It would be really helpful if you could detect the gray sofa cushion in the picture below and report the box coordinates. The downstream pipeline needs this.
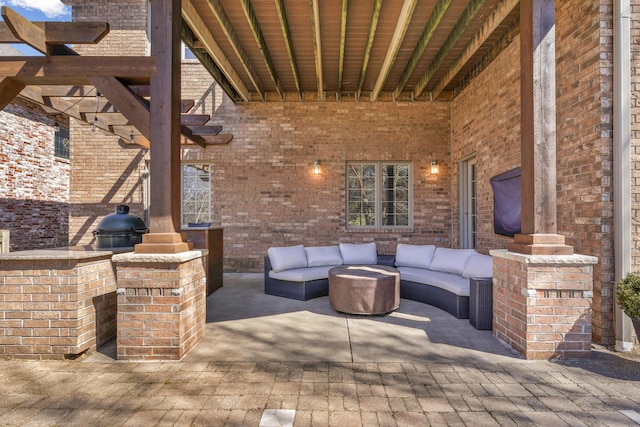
[339,242,377,265]
[305,246,343,267]
[397,267,470,296]
[429,248,476,275]
[269,265,334,282]
[462,253,493,279]
[395,243,436,269]
[267,245,308,272]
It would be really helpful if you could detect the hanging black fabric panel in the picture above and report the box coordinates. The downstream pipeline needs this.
[490,167,521,237]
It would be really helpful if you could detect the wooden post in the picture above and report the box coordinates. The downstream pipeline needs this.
[135,0,190,253]
[508,0,572,255]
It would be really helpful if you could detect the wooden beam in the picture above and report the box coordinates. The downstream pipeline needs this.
[274,0,301,97]
[89,76,151,140]
[181,133,233,145]
[371,0,419,101]
[0,56,156,83]
[0,21,109,45]
[240,0,284,100]
[393,0,452,99]
[181,0,249,101]
[1,6,47,54]
[309,0,324,100]
[431,0,519,99]
[337,0,348,95]
[187,125,222,136]
[180,125,206,147]
[206,0,265,101]
[413,0,487,99]
[0,77,25,110]
[37,85,96,97]
[180,114,210,126]
[356,0,382,100]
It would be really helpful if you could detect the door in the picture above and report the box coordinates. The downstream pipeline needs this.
[460,157,477,249]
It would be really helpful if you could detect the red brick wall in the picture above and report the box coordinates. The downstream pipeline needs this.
[182,100,452,271]
[0,99,70,251]
[451,1,614,345]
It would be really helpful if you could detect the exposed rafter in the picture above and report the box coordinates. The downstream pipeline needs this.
[356,0,382,100]
[431,0,519,99]
[0,20,109,45]
[371,0,419,101]
[337,0,348,97]
[206,0,265,101]
[393,0,452,99]
[413,0,487,99]
[240,0,284,100]
[274,0,301,97]
[309,0,323,100]
[181,0,249,102]
[0,77,25,110]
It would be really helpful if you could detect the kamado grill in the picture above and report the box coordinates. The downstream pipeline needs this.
[92,205,148,249]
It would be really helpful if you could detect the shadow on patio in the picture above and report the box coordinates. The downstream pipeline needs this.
[182,273,521,364]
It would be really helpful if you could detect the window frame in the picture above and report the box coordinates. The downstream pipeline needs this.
[181,162,212,228]
[346,161,413,230]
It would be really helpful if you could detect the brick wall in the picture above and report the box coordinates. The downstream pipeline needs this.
[451,1,616,346]
[182,100,452,271]
[0,99,70,251]
[0,256,117,360]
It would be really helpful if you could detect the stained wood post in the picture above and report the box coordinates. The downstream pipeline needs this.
[135,0,190,253]
[508,0,572,255]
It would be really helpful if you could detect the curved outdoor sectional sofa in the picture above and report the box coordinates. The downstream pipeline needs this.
[264,242,493,319]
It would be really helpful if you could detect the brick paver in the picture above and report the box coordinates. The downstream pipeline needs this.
[0,353,639,426]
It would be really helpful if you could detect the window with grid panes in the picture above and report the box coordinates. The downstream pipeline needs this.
[347,162,412,229]
[181,163,211,226]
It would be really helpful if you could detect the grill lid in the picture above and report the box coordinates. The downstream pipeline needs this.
[94,205,147,234]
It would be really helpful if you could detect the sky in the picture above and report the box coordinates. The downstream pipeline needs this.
[1,0,71,54]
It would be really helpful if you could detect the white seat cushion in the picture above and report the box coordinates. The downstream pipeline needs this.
[305,246,343,267]
[429,248,476,275]
[398,267,470,296]
[395,243,436,269]
[267,245,308,272]
[269,266,333,282]
[339,242,377,265]
[462,253,493,279]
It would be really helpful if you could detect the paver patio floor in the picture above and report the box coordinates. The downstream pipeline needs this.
[1,273,639,426]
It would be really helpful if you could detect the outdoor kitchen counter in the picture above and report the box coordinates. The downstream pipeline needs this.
[0,246,127,360]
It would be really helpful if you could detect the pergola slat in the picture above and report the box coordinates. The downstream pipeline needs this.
[356,0,382,100]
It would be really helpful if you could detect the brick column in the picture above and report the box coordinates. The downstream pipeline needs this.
[112,250,207,361]
[490,250,598,359]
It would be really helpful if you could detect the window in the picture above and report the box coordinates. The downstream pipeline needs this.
[181,163,211,226]
[347,162,412,229]
[459,157,477,248]
[54,121,69,160]
[182,42,197,61]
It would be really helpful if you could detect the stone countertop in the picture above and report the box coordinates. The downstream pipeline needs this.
[0,246,132,261]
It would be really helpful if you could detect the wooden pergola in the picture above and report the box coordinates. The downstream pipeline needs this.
[0,0,570,256]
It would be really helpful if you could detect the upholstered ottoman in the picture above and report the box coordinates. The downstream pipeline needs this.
[328,265,400,315]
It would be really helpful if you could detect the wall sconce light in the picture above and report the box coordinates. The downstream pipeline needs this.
[313,160,321,175]
[430,160,439,175]
[53,120,60,132]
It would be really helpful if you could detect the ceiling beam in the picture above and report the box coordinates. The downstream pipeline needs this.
[0,21,109,45]
[371,0,419,101]
[309,0,324,100]
[206,0,265,101]
[240,0,284,100]
[431,0,519,99]
[0,56,156,84]
[393,0,452,99]
[337,0,348,96]
[181,0,249,102]
[356,0,382,100]
[413,0,487,99]
[274,0,301,97]
[0,77,25,110]
[2,6,47,53]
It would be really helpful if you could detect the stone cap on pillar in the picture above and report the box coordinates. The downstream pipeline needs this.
[507,234,574,256]
[135,232,193,254]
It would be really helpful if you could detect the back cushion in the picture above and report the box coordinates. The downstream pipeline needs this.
[395,244,436,269]
[267,245,308,272]
[339,242,378,265]
[429,248,476,275]
[462,253,493,279]
[305,246,343,267]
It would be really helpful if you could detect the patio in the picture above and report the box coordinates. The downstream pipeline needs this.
[1,273,639,426]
